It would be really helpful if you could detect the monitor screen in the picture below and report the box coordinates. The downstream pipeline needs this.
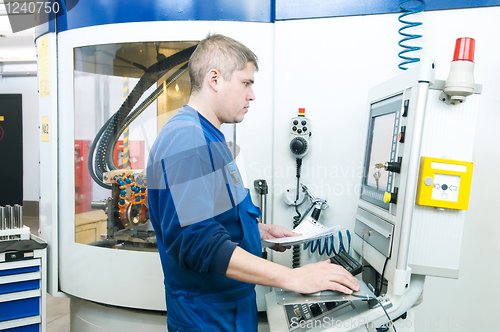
[361,94,403,209]
[366,113,396,191]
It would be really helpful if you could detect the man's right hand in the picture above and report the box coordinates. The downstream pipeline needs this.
[284,260,361,295]
[225,247,361,295]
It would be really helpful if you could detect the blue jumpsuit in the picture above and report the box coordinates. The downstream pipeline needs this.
[147,105,262,332]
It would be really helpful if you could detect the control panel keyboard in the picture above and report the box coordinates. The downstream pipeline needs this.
[330,250,363,276]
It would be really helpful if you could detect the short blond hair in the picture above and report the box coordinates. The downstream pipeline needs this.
[188,34,259,94]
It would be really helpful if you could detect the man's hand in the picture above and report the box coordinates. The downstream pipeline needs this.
[226,247,361,295]
[285,260,361,294]
[258,223,300,252]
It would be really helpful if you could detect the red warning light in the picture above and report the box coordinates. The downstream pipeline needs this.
[453,37,475,62]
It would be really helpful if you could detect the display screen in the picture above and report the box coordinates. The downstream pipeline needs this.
[360,94,403,210]
[366,113,396,191]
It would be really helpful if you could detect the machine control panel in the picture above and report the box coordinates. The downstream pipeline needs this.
[289,108,312,159]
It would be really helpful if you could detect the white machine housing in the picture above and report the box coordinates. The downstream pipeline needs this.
[265,58,481,332]
[352,57,481,293]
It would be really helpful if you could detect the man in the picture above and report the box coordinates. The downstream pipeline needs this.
[147,34,359,332]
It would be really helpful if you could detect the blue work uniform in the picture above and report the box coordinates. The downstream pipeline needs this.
[147,105,262,332]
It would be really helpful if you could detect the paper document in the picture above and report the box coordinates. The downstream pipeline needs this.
[262,218,342,248]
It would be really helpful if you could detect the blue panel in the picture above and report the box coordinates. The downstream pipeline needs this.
[57,0,274,32]
[0,266,39,277]
[0,297,39,322]
[0,279,40,295]
[2,323,40,332]
[276,0,500,20]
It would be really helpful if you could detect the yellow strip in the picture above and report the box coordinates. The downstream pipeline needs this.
[123,135,129,143]
[123,156,130,164]
[39,36,50,98]
[0,116,4,121]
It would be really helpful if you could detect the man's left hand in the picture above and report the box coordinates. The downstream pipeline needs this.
[258,224,300,252]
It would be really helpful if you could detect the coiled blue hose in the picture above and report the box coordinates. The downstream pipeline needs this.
[398,0,424,70]
[303,229,351,256]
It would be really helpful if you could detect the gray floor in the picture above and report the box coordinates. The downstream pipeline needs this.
[23,216,71,332]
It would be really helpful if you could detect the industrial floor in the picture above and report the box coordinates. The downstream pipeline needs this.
[23,216,71,332]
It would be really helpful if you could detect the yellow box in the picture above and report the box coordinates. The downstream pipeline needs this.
[416,157,473,210]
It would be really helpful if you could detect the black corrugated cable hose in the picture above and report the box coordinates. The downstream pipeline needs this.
[90,45,197,189]
[292,158,302,268]
[107,63,190,171]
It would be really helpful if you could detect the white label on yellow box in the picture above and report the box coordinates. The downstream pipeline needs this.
[431,162,467,173]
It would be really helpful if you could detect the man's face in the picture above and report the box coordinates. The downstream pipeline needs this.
[216,61,256,124]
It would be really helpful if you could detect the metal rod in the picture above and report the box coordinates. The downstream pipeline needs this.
[6,205,13,229]
[0,206,5,230]
[0,71,37,77]
[260,195,267,224]
[12,205,18,228]
[15,204,22,228]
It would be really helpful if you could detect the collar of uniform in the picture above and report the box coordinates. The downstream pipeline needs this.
[182,105,225,142]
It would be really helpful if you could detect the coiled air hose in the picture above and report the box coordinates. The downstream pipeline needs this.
[398,0,424,70]
[89,45,197,189]
[303,229,351,256]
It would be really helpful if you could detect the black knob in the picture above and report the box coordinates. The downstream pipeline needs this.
[297,129,302,134]
[290,137,308,155]
[301,120,307,125]
[386,162,401,173]
[309,303,322,317]
[386,157,402,173]
[302,127,307,132]
[441,184,448,190]
[292,126,297,131]
[293,120,299,125]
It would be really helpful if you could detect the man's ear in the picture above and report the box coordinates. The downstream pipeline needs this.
[207,69,219,92]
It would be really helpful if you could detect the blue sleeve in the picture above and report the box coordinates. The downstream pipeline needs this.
[148,122,238,275]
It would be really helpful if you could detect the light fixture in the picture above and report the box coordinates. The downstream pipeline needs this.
[439,37,476,105]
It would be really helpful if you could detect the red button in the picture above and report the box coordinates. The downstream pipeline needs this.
[398,126,406,143]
